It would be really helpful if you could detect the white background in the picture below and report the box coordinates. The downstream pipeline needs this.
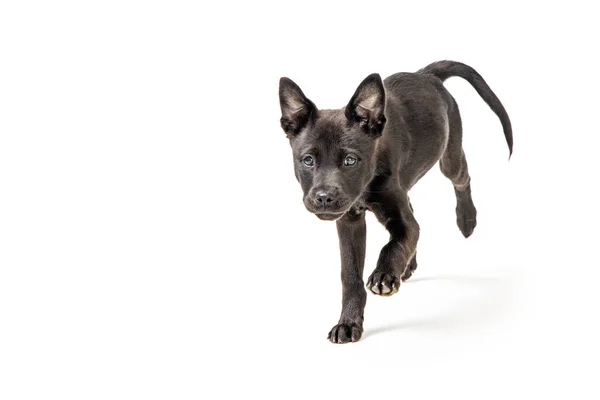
[1,1,599,399]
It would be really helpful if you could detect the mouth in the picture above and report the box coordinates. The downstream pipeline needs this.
[314,212,345,221]
[305,200,352,221]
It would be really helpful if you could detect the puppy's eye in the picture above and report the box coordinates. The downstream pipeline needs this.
[302,155,314,167]
[344,155,357,166]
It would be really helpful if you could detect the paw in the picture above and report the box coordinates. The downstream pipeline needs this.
[366,271,400,296]
[456,202,477,238]
[328,322,363,344]
[402,255,417,282]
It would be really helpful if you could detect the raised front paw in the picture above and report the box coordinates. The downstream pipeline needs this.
[366,271,400,296]
[328,322,363,344]
[402,254,418,282]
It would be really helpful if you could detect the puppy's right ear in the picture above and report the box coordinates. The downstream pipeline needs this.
[279,77,317,136]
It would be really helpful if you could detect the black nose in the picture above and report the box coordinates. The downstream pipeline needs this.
[315,190,334,205]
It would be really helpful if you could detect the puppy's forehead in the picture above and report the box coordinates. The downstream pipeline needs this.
[292,109,373,155]
[311,110,347,139]
[298,110,357,148]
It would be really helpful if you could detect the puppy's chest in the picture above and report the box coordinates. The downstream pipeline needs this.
[350,183,390,217]
[349,197,370,217]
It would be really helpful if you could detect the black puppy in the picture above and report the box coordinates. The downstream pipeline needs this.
[278,61,512,343]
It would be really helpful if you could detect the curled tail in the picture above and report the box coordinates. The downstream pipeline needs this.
[420,60,513,156]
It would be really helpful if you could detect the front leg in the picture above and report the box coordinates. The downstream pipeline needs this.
[328,210,367,344]
[367,187,419,296]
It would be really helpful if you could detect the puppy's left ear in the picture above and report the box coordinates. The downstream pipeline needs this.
[345,73,386,136]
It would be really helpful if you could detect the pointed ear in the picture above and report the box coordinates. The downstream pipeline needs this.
[279,77,317,136]
[345,73,386,136]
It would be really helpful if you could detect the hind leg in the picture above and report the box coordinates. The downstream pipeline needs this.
[440,102,477,238]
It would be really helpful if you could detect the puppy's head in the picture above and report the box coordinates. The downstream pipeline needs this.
[279,74,386,221]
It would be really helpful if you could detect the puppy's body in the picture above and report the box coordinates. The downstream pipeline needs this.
[380,73,452,189]
[278,61,512,343]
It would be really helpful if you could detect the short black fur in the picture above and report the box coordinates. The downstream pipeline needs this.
[278,60,512,343]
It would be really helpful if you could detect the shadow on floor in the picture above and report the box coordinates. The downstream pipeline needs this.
[362,274,517,339]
